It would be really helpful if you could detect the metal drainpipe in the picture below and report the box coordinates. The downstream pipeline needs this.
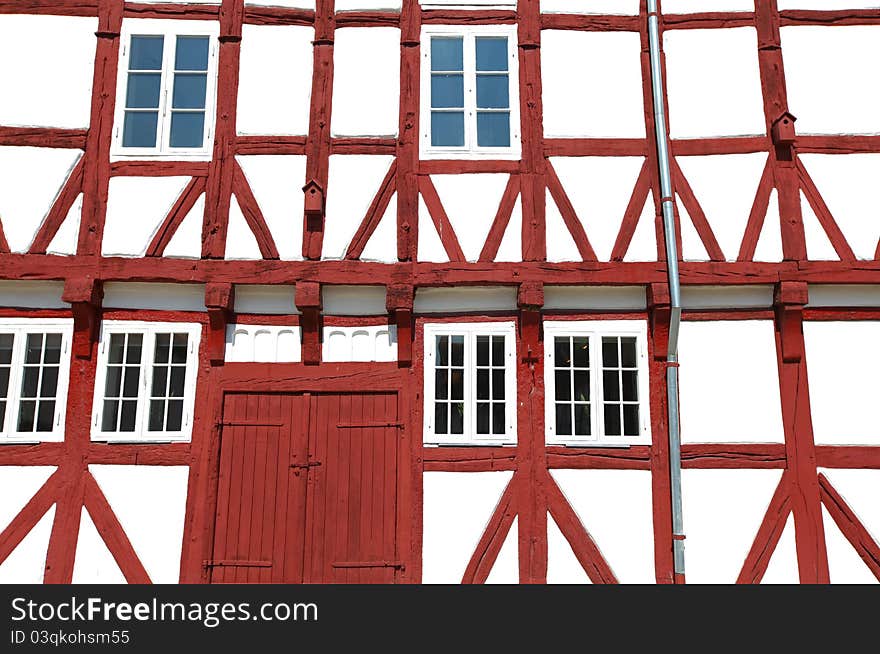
[647,0,685,583]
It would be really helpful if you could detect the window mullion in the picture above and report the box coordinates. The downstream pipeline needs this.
[159,34,174,154]
[465,34,476,152]
[137,330,153,438]
[591,334,601,440]
[6,330,23,435]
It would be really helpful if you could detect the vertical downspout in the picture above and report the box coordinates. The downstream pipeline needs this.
[647,0,685,583]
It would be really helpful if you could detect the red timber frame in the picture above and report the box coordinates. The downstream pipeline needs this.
[0,0,879,584]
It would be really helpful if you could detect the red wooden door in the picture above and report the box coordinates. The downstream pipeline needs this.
[209,391,400,584]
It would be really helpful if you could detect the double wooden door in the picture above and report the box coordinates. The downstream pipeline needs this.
[208,392,401,583]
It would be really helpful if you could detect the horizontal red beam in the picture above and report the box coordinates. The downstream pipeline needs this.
[816,446,880,469]
[0,126,87,149]
[540,13,638,32]
[110,161,210,177]
[0,0,96,16]
[547,446,651,470]
[780,9,880,27]
[681,443,786,469]
[544,138,647,158]
[422,9,516,25]
[123,2,218,20]
[662,12,754,30]
[422,447,517,472]
[87,443,191,466]
[797,135,880,155]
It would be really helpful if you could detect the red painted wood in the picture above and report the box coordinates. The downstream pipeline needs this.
[0,472,60,567]
[30,158,85,255]
[818,473,880,581]
[0,1,97,17]
[610,159,651,262]
[418,176,466,263]
[737,472,792,584]
[110,161,209,177]
[0,126,87,149]
[545,159,597,261]
[124,2,218,20]
[796,159,856,262]
[461,477,516,584]
[479,175,520,263]
[397,0,420,262]
[145,177,205,258]
[671,158,725,261]
[539,12,638,32]
[422,447,517,472]
[544,138,646,158]
[738,156,774,262]
[231,161,280,260]
[345,161,398,260]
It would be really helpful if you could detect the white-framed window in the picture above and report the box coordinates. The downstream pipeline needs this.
[91,321,201,442]
[112,20,219,158]
[544,320,651,446]
[423,322,517,445]
[420,24,521,159]
[0,319,73,443]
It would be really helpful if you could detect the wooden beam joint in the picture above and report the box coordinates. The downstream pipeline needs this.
[648,282,671,361]
[205,283,234,366]
[295,281,322,366]
[775,281,808,363]
[387,283,414,368]
[62,277,103,360]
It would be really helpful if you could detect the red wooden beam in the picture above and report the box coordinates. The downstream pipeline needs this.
[545,159,597,261]
[110,161,210,177]
[816,446,880,469]
[422,9,516,25]
[539,13,639,32]
[146,177,206,258]
[243,5,314,26]
[610,159,651,262]
[818,473,880,581]
[0,126,87,149]
[422,447,518,472]
[123,2,218,20]
[738,156,774,262]
[0,471,61,567]
[231,161,280,260]
[30,158,85,255]
[544,137,647,158]
[737,471,792,584]
[418,175,466,263]
[235,135,307,155]
[461,477,517,584]
[346,161,398,260]
[546,446,651,470]
[671,157,725,261]
[780,9,880,27]
[796,158,855,262]
[86,443,192,466]
[0,1,97,17]
[478,175,520,263]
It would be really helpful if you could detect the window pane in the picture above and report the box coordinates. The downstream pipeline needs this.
[450,403,464,434]
[602,337,619,367]
[556,403,572,436]
[492,369,504,400]
[436,336,448,366]
[604,404,621,436]
[434,369,448,400]
[105,367,122,397]
[476,112,510,148]
[0,334,13,365]
[20,367,39,398]
[622,370,639,402]
[167,400,184,431]
[17,400,35,432]
[492,336,505,366]
[431,112,465,147]
[0,368,10,397]
[477,402,489,434]
[621,337,638,368]
[40,367,58,397]
[434,403,447,434]
[172,74,207,109]
[169,367,186,397]
[0,400,5,431]
[451,335,464,366]
[172,335,188,363]
[123,367,140,398]
[492,403,505,435]
[573,337,589,368]
[431,74,464,109]
[574,404,590,436]
[175,36,209,71]
[170,112,206,148]
[555,370,571,401]
[574,371,589,402]
[102,400,119,431]
[623,404,640,436]
[148,400,165,431]
[450,370,464,401]
[126,335,143,364]
[109,334,125,364]
[554,337,570,366]
[129,36,164,71]
[477,369,489,400]
[120,400,137,432]
[36,401,54,432]
[476,37,508,72]
[126,73,162,108]
[25,335,42,364]
[603,370,620,401]
[431,37,463,71]
[476,75,509,109]
[122,111,159,148]
[44,335,62,364]
[476,335,489,366]
[155,334,170,364]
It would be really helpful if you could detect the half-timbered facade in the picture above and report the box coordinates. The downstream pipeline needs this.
[0,0,878,584]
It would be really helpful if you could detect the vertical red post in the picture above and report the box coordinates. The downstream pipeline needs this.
[397,0,420,262]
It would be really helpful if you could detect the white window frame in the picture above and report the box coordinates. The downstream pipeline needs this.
[420,24,521,160]
[91,320,202,443]
[544,320,651,447]
[422,2,516,8]
[0,319,73,444]
[423,321,517,446]
[111,19,220,160]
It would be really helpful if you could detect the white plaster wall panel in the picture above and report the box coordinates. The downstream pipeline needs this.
[322,325,397,362]
[494,197,522,262]
[163,195,204,259]
[544,286,647,311]
[804,321,880,446]
[822,506,878,584]
[551,470,655,583]
[46,194,83,256]
[359,193,398,263]
[541,0,639,14]
[676,154,769,261]
[225,196,262,260]
[0,281,66,309]
[414,286,517,313]
[245,0,314,6]
[542,31,645,138]
[103,177,190,256]
[623,192,658,262]
[103,282,206,311]
[550,157,645,261]
[808,285,880,308]
[0,147,81,253]
[324,155,396,259]
[337,0,402,9]
[233,284,299,314]
[760,513,799,584]
[682,469,783,583]
[431,174,509,262]
[665,28,765,139]
[90,465,189,584]
[663,0,753,11]
[484,516,518,584]
[332,28,400,137]
[546,191,582,262]
[782,26,880,135]
[323,285,387,315]
[801,190,838,261]
[678,321,784,443]
[226,324,301,362]
[0,16,96,128]
[547,514,591,584]
[422,471,513,583]
[820,469,880,560]
[0,507,55,584]
[678,199,710,262]
[798,154,880,260]
[237,25,313,136]
[237,155,307,261]
[0,467,56,535]
[779,0,880,7]
[681,285,774,310]
[72,507,126,584]
[754,191,784,262]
